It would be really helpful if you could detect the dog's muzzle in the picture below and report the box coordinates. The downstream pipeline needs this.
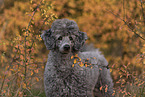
[63,44,70,51]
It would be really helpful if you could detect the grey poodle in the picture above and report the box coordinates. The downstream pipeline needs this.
[41,19,114,97]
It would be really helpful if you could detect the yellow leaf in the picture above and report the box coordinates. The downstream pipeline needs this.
[78,57,82,61]
[3,90,6,93]
[110,69,112,72]
[30,0,33,4]
[10,68,15,72]
[74,54,78,57]
[74,59,77,64]
[79,62,84,67]
[112,92,115,96]
[18,92,23,97]
[93,57,96,59]
[35,77,39,82]
[31,71,33,76]
[28,87,31,89]
[23,83,26,89]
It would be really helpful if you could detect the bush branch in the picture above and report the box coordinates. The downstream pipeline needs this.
[107,10,145,40]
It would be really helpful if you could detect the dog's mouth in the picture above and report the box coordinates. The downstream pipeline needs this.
[60,52,69,54]
[60,50,71,55]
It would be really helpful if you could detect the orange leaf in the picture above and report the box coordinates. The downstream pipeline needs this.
[34,69,39,73]
[100,86,102,90]
[71,56,74,59]
[31,71,33,76]
[72,64,74,67]
[99,68,102,71]
[105,85,108,92]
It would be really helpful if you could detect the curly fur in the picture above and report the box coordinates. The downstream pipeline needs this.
[41,19,114,97]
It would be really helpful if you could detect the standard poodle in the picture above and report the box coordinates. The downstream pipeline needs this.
[41,19,114,97]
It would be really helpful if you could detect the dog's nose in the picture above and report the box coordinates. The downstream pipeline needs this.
[64,44,70,51]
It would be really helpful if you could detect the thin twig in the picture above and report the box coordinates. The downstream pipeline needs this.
[25,0,43,34]
[123,0,126,21]
[0,45,20,93]
[24,0,43,84]
[25,87,34,96]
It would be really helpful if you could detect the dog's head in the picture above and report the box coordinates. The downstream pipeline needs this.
[41,19,87,54]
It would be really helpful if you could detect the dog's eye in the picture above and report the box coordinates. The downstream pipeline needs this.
[69,36,73,40]
[58,36,62,40]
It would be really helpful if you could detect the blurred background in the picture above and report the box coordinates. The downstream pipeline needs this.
[0,0,144,96]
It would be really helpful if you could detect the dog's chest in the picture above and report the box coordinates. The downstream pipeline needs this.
[49,63,99,96]
[53,68,94,96]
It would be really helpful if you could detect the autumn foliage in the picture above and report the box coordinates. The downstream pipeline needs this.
[0,0,145,96]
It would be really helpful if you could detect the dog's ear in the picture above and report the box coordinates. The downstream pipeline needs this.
[73,31,88,51]
[41,29,55,50]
